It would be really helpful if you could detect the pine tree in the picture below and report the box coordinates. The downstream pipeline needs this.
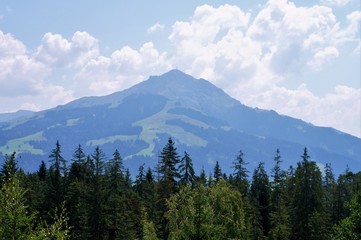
[49,140,67,176]
[88,146,106,240]
[68,144,87,181]
[158,138,180,195]
[0,176,35,239]
[334,168,355,224]
[142,207,159,240]
[156,138,181,239]
[197,167,207,186]
[135,163,146,198]
[166,184,217,239]
[104,149,127,239]
[0,152,18,184]
[179,151,196,187]
[37,160,47,181]
[291,148,327,239]
[213,161,223,183]
[323,163,337,234]
[142,167,157,223]
[232,150,249,195]
[269,149,290,240]
[250,162,271,238]
[47,141,67,209]
[333,190,361,240]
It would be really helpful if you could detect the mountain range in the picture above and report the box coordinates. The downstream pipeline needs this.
[0,70,360,175]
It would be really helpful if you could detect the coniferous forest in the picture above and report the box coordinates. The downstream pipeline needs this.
[0,138,360,240]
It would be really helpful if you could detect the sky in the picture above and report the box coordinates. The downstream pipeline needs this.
[0,0,360,137]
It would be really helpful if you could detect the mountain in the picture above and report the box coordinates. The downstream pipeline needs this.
[0,70,360,175]
[0,110,35,122]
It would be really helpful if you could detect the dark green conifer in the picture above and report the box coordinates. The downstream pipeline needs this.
[179,151,196,187]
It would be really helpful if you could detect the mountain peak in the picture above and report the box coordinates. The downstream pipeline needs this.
[1,70,360,175]
[149,69,198,85]
[160,69,189,78]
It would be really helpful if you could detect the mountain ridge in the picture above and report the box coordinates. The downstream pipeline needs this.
[0,70,360,175]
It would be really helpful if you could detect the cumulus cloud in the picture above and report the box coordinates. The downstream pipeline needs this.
[166,2,360,136]
[0,31,74,112]
[34,31,99,67]
[1,2,360,137]
[74,42,171,96]
[167,1,354,82]
[245,84,361,137]
[147,22,165,34]
[0,31,49,96]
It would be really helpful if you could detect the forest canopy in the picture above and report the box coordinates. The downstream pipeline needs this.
[0,138,360,239]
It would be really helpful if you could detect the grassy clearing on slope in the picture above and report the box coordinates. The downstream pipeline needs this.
[0,131,46,155]
[86,135,138,147]
[132,102,208,158]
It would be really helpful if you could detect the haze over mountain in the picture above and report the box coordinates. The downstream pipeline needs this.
[0,70,360,175]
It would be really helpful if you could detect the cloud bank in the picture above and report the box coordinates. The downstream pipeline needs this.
[0,1,360,137]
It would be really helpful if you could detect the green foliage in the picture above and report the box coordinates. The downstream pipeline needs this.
[166,180,246,240]
[291,148,326,239]
[232,150,249,195]
[33,203,71,240]
[178,151,196,187]
[0,151,18,184]
[332,190,361,240]
[158,137,180,195]
[0,176,35,240]
[213,161,222,183]
[142,207,159,240]
[250,162,271,238]
[1,141,360,240]
[269,149,291,240]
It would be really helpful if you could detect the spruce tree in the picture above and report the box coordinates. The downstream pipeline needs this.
[135,163,146,198]
[269,149,290,240]
[291,148,326,239]
[143,167,157,221]
[323,163,337,233]
[213,161,223,183]
[250,162,271,238]
[37,160,47,181]
[156,137,180,239]
[333,190,361,240]
[47,141,67,209]
[0,176,35,239]
[158,138,180,194]
[105,149,135,239]
[0,152,18,184]
[179,151,196,187]
[232,150,249,195]
[88,146,106,240]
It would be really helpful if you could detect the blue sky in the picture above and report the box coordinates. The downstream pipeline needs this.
[0,0,360,137]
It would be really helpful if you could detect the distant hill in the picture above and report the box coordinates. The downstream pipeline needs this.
[0,70,360,175]
[0,110,35,122]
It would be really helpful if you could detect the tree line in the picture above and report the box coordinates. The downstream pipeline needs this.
[0,138,360,239]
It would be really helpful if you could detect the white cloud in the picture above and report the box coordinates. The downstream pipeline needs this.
[0,31,26,57]
[34,31,99,68]
[0,31,74,112]
[0,31,49,96]
[147,22,165,34]
[166,2,361,136]
[243,84,361,137]
[308,46,339,70]
[0,2,360,137]
[74,42,171,96]
[168,1,352,82]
